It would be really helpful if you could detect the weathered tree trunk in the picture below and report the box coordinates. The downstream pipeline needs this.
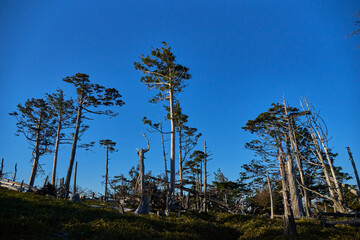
[282,101,304,217]
[305,100,344,204]
[347,147,360,191]
[52,116,62,186]
[288,124,311,216]
[196,172,200,210]
[105,146,109,201]
[73,161,77,195]
[310,130,336,198]
[29,117,42,187]
[321,142,344,203]
[160,123,168,183]
[266,171,274,219]
[179,127,183,197]
[278,152,298,236]
[13,163,17,182]
[283,214,297,236]
[202,141,207,212]
[169,89,175,203]
[283,138,304,218]
[43,176,48,188]
[64,103,83,198]
[135,134,150,215]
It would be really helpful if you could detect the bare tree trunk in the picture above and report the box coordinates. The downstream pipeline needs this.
[203,141,207,212]
[179,128,183,197]
[196,172,199,210]
[310,130,336,198]
[29,117,42,187]
[321,142,344,203]
[13,163,17,182]
[301,101,347,212]
[52,116,62,186]
[278,152,297,236]
[347,147,360,191]
[65,104,82,198]
[283,138,304,217]
[288,123,311,216]
[105,146,109,201]
[266,171,274,219]
[282,101,304,217]
[43,176,48,188]
[135,134,150,215]
[278,152,291,216]
[169,89,175,202]
[160,123,168,183]
[0,158,3,179]
[73,161,77,195]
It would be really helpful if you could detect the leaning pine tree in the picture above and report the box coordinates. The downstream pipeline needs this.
[134,42,191,210]
[63,73,125,198]
[10,98,55,186]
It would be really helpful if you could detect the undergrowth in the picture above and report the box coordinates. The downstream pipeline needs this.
[0,188,359,240]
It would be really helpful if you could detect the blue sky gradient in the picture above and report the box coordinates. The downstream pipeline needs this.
[0,1,359,193]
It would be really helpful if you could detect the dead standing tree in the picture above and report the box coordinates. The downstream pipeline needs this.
[135,133,150,215]
[301,99,347,213]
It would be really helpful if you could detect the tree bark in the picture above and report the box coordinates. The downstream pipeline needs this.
[283,137,304,217]
[278,151,298,236]
[135,134,150,215]
[160,123,168,183]
[283,101,304,217]
[321,142,344,203]
[288,123,311,216]
[169,89,175,203]
[52,115,62,186]
[179,128,183,196]
[266,171,274,219]
[278,152,291,217]
[73,161,77,195]
[13,163,17,182]
[64,103,82,198]
[43,176,48,188]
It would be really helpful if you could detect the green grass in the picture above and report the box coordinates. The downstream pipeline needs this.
[0,189,359,240]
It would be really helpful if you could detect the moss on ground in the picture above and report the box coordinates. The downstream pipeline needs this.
[0,189,359,240]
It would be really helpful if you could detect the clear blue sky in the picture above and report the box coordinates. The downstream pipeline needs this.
[0,1,359,194]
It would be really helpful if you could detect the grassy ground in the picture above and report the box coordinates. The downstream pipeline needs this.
[0,188,359,240]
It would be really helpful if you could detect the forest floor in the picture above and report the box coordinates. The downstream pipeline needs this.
[0,188,359,240]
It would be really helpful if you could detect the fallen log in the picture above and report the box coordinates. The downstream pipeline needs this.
[316,212,360,220]
[0,178,38,192]
[342,183,360,198]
